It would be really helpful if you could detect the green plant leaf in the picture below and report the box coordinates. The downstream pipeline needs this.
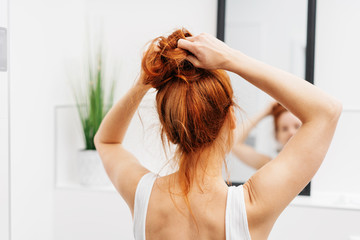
[70,25,117,150]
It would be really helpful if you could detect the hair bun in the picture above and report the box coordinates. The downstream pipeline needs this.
[142,28,205,89]
[272,103,287,118]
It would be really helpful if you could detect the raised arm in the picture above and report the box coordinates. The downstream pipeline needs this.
[227,48,342,237]
[178,33,342,238]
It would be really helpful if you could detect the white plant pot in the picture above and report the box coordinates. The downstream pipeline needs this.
[77,149,112,186]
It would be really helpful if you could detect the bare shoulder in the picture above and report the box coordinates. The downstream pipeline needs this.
[242,181,275,239]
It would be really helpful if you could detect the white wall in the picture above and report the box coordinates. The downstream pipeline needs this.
[8,0,360,239]
[9,0,217,239]
[311,0,360,195]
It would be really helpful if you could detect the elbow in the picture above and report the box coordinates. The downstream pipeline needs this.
[93,134,101,147]
[328,100,343,121]
[317,99,343,122]
[308,100,342,125]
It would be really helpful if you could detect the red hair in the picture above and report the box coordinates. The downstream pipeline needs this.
[271,102,288,134]
[141,28,237,231]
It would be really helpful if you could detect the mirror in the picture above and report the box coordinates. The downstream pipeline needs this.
[219,0,315,196]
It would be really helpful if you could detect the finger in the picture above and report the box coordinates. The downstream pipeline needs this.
[177,39,196,54]
[184,36,196,42]
[186,55,201,68]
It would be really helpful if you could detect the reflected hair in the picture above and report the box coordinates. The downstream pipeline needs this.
[271,102,288,133]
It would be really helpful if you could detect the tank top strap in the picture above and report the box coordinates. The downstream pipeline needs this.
[225,185,252,240]
[133,172,158,240]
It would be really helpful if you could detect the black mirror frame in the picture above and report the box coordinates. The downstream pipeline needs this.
[218,0,316,196]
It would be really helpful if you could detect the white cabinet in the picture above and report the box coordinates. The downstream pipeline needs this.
[270,205,360,240]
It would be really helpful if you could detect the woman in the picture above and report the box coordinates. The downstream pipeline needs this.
[232,101,302,170]
[94,29,342,239]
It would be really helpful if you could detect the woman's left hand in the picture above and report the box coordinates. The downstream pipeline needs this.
[135,70,152,91]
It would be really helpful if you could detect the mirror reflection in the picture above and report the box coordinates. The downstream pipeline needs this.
[222,0,308,185]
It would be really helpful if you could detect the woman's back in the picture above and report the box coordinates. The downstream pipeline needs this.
[133,172,251,240]
[94,29,342,240]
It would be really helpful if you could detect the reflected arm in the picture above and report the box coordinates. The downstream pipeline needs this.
[235,110,268,144]
[232,110,271,169]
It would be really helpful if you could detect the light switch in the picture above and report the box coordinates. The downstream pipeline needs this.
[0,27,7,72]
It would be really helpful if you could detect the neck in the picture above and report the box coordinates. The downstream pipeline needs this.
[178,145,228,192]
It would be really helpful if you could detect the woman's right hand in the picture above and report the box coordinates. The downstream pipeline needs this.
[177,33,235,70]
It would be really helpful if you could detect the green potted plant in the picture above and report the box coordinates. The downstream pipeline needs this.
[70,37,117,186]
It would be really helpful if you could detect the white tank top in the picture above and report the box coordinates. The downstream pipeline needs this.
[133,172,251,240]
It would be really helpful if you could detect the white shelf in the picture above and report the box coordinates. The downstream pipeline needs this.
[56,182,116,192]
[291,192,360,211]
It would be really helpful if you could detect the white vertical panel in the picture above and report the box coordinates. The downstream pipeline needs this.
[0,67,8,118]
[0,0,9,238]
[0,117,9,240]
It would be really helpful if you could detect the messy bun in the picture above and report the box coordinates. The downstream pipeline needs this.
[142,28,206,88]
[141,28,236,232]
